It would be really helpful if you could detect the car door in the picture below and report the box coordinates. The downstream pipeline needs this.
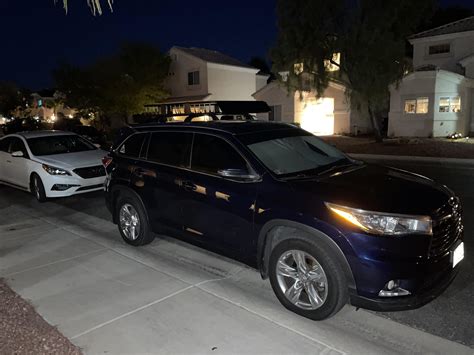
[135,131,193,232]
[0,137,13,182]
[182,133,258,253]
[4,137,29,188]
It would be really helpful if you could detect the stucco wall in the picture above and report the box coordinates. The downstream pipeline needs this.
[412,32,474,77]
[164,48,209,98]
[253,83,295,122]
[207,64,258,101]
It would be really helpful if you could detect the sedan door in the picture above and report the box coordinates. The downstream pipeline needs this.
[4,137,29,188]
[182,133,258,254]
[0,137,13,182]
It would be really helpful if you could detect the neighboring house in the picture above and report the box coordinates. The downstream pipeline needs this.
[389,16,474,137]
[149,46,268,114]
[28,89,76,123]
[253,67,370,136]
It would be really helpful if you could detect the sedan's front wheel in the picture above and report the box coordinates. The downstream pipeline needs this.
[31,174,47,203]
[269,238,348,320]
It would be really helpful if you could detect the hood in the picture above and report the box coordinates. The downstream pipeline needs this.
[289,163,452,216]
[34,149,108,170]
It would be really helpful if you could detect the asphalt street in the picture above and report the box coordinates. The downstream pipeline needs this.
[0,158,473,348]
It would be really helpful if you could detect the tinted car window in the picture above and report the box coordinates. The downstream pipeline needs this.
[0,137,12,152]
[118,133,146,158]
[191,134,248,175]
[10,137,28,157]
[147,132,192,168]
[27,135,96,156]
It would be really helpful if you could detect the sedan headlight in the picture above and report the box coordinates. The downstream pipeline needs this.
[325,202,432,235]
[42,164,71,176]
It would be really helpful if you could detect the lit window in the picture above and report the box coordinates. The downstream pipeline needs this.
[450,96,461,113]
[294,63,304,75]
[429,44,450,55]
[404,99,416,114]
[439,97,450,112]
[325,53,341,72]
[188,71,200,86]
[404,97,429,114]
[416,97,429,114]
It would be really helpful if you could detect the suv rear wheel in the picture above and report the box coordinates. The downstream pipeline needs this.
[116,193,154,246]
[269,238,348,320]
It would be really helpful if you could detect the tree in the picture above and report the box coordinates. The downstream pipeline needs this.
[55,0,113,15]
[271,0,435,141]
[0,82,24,117]
[54,42,170,128]
[248,56,276,82]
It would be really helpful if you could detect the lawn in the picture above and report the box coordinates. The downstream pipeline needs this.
[321,136,474,159]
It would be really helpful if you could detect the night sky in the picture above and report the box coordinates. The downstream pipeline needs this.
[1,0,473,89]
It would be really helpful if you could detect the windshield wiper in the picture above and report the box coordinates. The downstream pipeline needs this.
[281,158,354,181]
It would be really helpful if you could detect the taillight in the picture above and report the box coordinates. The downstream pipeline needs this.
[102,156,113,168]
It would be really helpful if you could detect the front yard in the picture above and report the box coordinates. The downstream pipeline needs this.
[321,136,474,159]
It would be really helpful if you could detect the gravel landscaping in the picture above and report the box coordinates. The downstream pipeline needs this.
[322,136,474,159]
[0,279,82,355]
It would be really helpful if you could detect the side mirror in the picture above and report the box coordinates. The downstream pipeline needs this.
[11,151,24,158]
[217,168,259,181]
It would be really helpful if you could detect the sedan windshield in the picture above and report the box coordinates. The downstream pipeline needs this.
[27,135,97,156]
[242,129,349,178]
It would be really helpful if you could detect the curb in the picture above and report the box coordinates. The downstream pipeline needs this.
[349,153,474,166]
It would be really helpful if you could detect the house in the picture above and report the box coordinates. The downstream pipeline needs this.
[388,16,474,137]
[28,89,76,123]
[252,69,370,136]
[150,46,268,114]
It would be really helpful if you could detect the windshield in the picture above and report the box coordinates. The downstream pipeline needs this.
[243,130,349,178]
[27,135,97,156]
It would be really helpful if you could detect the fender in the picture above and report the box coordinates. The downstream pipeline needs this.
[257,219,356,291]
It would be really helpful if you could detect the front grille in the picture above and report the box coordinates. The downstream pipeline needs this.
[430,197,463,258]
[73,165,106,179]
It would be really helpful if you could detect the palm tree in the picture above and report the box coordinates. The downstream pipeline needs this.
[55,0,113,15]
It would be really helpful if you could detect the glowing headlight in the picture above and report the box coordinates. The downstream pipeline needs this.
[42,164,71,176]
[325,202,432,235]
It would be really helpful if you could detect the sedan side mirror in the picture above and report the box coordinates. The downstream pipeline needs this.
[11,151,24,158]
[217,168,259,181]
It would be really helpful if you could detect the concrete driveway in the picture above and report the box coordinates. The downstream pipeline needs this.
[0,195,472,354]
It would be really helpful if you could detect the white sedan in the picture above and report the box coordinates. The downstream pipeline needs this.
[0,131,108,202]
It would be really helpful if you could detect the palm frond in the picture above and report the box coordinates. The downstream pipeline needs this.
[54,0,114,15]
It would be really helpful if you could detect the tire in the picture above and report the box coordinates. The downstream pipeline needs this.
[268,238,348,320]
[31,174,47,203]
[116,192,154,246]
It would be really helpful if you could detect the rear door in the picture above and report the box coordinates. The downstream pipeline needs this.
[182,133,258,253]
[136,131,193,232]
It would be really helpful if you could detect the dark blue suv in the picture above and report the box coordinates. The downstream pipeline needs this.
[104,121,464,320]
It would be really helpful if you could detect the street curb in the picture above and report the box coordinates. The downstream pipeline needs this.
[349,153,474,166]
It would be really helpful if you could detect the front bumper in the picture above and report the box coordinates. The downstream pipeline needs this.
[349,263,459,311]
[41,172,106,197]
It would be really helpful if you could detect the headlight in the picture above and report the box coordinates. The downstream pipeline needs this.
[325,202,432,235]
[42,164,71,176]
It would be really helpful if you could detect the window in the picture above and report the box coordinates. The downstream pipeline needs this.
[27,135,96,156]
[191,134,248,175]
[242,129,346,177]
[404,99,417,114]
[10,138,28,158]
[147,132,192,168]
[0,137,12,152]
[118,133,147,158]
[404,97,429,114]
[416,97,429,114]
[439,97,461,113]
[429,44,451,55]
[188,71,200,86]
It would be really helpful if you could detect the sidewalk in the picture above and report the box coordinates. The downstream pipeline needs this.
[1,203,472,354]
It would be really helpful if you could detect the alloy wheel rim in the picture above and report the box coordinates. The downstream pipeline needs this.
[276,249,328,310]
[34,178,40,199]
[119,203,141,241]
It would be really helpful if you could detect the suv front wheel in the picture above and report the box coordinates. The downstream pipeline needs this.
[116,193,154,246]
[269,239,348,320]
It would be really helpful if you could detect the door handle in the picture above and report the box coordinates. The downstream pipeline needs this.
[182,181,197,192]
